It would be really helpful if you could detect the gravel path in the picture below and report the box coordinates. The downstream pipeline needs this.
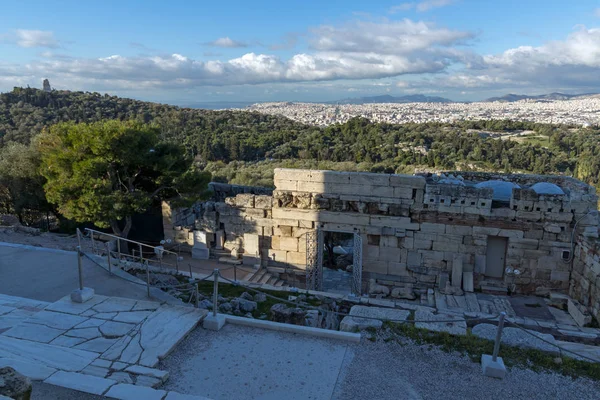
[334,338,600,400]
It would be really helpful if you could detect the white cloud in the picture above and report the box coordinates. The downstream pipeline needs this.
[3,30,59,48]
[206,37,248,48]
[390,0,456,13]
[0,18,474,90]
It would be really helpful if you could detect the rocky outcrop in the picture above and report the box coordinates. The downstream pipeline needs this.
[0,367,32,400]
[270,303,306,325]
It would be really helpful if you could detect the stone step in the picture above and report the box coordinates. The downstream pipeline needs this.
[242,271,257,282]
[250,270,266,283]
[274,280,285,287]
[267,276,278,285]
[258,273,273,284]
[480,285,508,295]
[218,257,242,265]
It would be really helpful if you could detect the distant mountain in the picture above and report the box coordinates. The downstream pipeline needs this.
[328,94,453,104]
[484,92,597,102]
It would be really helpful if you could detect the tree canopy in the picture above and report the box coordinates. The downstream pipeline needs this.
[37,120,211,237]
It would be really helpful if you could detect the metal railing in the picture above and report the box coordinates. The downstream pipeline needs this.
[77,227,183,272]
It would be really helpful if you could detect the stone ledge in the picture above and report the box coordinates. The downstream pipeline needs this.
[225,315,361,343]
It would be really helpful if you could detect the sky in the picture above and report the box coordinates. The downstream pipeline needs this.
[1,0,600,104]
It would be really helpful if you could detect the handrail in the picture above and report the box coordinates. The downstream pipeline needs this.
[82,227,179,256]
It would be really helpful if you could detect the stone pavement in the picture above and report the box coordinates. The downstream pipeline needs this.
[0,293,209,399]
[323,267,353,295]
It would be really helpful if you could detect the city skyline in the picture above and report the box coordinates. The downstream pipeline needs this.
[1,0,600,104]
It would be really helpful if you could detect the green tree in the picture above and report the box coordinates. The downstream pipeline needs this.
[38,121,211,238]
[0,141,50,222]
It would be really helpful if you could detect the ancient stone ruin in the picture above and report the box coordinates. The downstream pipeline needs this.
[163,168,600,322]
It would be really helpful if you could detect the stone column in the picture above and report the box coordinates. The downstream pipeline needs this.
[192,230,210,260]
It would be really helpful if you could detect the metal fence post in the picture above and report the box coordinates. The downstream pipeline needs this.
[76,228,82,249]
[76,246,84,290]
[212,269,219,317]
[117,239,121,260]
[189,264,193,278]
[106,243,112,276]
[91,232,96,254]
[492,312,506,362]
[146,261,151,298]
[139,243,143,264]
[194,285,199,308]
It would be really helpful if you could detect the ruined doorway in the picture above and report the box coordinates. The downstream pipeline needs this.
[306,229,362,295]
[485,236,508,278]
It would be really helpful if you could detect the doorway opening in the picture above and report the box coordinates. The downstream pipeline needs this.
[322,231,354,294]
[485,236,508,279]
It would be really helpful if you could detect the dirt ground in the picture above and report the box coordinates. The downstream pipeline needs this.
[0,226,80,251]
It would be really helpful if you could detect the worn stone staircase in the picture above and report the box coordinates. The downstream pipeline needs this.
[242,267,286,287]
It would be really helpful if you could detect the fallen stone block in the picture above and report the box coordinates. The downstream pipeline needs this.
[340,305,410,332]
[568,299,592,327]
[471,324,560,356]
[414,309,467,335]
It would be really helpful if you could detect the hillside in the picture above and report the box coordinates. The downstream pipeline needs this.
[0,87,312,162]
[1,88,599,195]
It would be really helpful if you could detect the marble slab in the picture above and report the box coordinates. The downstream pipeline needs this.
[0,336,98,372]
[0,357,57,380]
[45,295,108,315]
[27,310,87,330]
[138,306,207,367]
[45,371,116,395]
[3,322,64,343]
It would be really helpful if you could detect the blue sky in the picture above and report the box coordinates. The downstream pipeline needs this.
[1,0,600,103]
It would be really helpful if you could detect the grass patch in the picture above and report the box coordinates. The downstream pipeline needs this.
[383,322,600,381]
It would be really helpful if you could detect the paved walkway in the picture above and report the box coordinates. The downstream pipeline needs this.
[323,267,353,295]
[0,243,154,302]
[0,293,208,399]
[162,324,351,400]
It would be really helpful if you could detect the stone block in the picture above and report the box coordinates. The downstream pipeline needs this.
[71,288,95,303]
[274,225,293,237]
[235,194,255,208]
[379,247,402,263]
[193,230,208,249]
[215,230,225,250]
[254,195,273,209]
[420,222,446,233]
[243,233,260,254]
[286,251,307,265]
[365,245,380,260]
[279,237,299,252]
[274,180,298,191]
[481,355,506,379]
[192,247,209,260]
[568,299,592,327]
[452,257,463,288]
[203,314,227,331]
[407,251,421,267]
[445,225,473,235]
[393,187,414,199]
[364,261,388,274]
[388,262,408,276]
[389,174,426,189]
[463,271,474,292]
[414,239,432,250]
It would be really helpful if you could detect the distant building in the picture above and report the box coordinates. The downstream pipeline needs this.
[42,79,51,92]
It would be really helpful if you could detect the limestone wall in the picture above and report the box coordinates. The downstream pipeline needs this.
[163,168,599,296]
[571,233,600,322]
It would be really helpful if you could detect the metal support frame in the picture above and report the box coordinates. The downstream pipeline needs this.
[106,242,112,276]
[493,312,506,361]
[305,229,323,291]
[352,232,363,296]
[212,269,219,317]
[76,246,84,290]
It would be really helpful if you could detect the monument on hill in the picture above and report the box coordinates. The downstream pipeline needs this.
[42,79,51,92]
